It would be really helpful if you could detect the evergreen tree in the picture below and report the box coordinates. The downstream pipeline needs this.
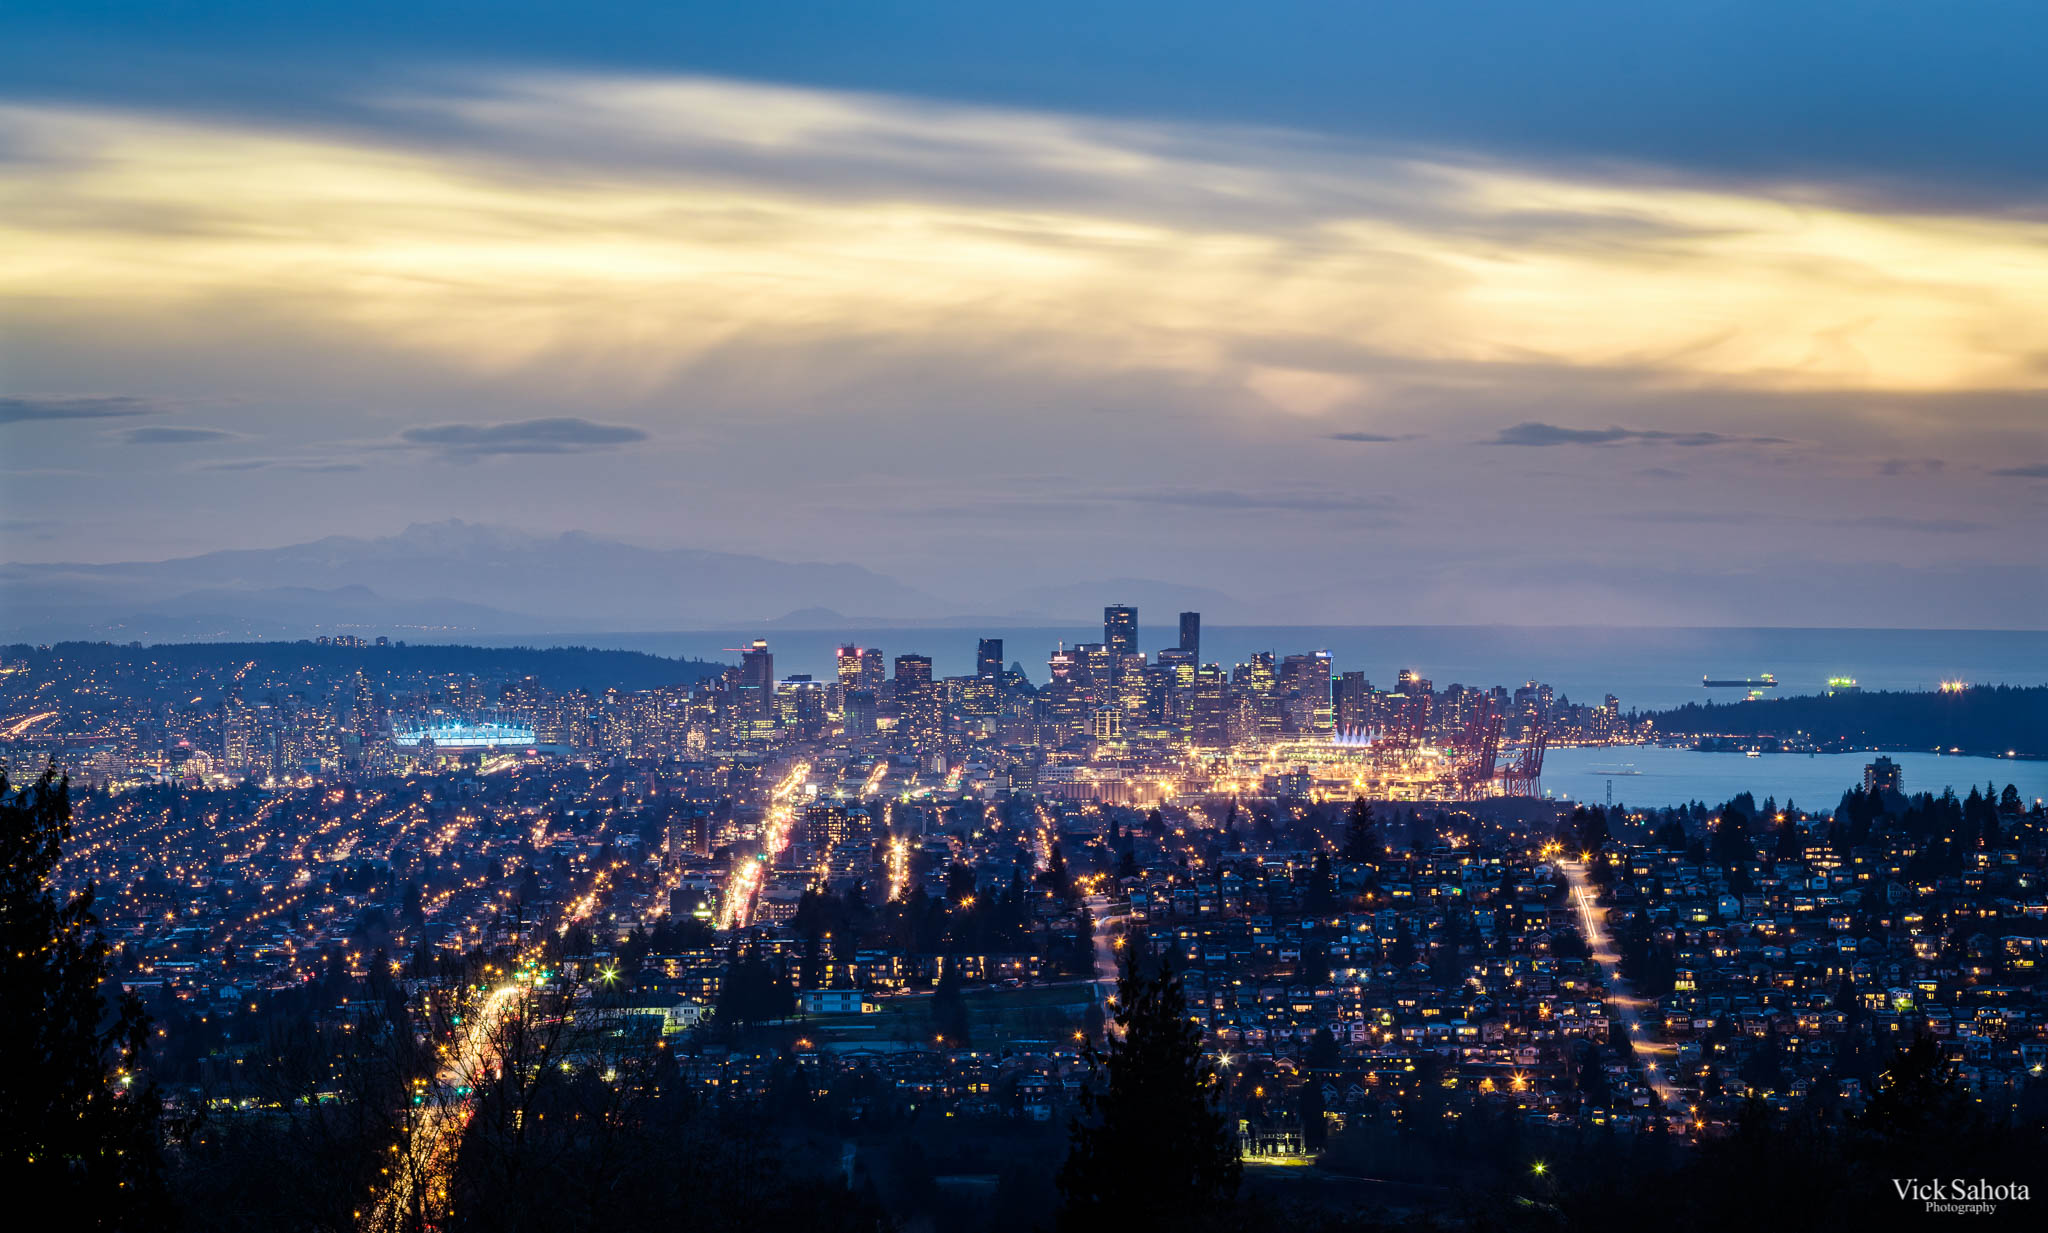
[1341,797,1379,864]
[1710,799,1751,865]
[1576,1041,1612,1108]
[1303,852,1336,914]
[1389,919,1418,967]
[1304,1025,1341,1070]
[0,768,169,1226]
[931,964,971,1046]
[1773,813,1803,859]
[1860,1035,1974,1150]
[1041,842,1073,902]
[1057,949,1239,1232]
[1297,1074,1328,1151]
[1574,805,1610,855]
[1072,903,1098,975]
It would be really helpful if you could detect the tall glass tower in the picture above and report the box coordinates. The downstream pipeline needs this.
[1104,605,1138,658]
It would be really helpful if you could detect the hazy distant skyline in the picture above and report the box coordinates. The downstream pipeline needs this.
[3,3,2044,627]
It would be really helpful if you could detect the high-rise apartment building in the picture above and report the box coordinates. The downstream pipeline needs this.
[222,693,258,771]
[894,654,933,687]
[803,804,852,853]
[894,654,939,746]
[976,638,1004,679]
[349,671,380,744]
[843,690,878,736]
[1117,653,1151,724]
[1335,671,1370,736]
[1075,642,1113,702]
[776,676,826,732]
[738,640,775,730]
[1104,605,1138,661]
[1397,670,1436,736]
[1280,651,1334,735]
[1190,665,1230,748]
[1237,651,1276,696]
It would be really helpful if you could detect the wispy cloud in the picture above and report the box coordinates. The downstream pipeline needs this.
[3,74,2047,402]
[120,425,236,445]
[1619,510,1765,526]
[1838,515,1985,534]
[1110,489,1396,515]
[397,417,649,459]
[1612,510,1985,534]
[1487,421,1792,448]
[0,395,158,425]
[192,456,364,473]
[1989,463,2048,479]
[1877,457,1945,476]
[1326,431,1417,443]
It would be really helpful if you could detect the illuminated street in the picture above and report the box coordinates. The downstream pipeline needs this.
[369,981,521,1233]
[1560,857,1681,1111]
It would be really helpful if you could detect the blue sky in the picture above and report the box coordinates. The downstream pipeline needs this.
[2,2,2043,625]
[13,1,2045,199]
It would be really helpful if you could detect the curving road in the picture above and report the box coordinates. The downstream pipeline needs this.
[368,980,522,1232]
[1084,894,1125,998]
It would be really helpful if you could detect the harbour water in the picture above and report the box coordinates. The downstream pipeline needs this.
[1539,744,2048,810]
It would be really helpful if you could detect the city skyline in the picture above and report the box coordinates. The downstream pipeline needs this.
[6,8,2044,1228]
[3,4,2045,629]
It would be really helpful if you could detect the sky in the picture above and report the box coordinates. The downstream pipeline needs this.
[2,2,2044,627]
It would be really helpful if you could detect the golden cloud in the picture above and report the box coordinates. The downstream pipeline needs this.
[2,74,2044,400]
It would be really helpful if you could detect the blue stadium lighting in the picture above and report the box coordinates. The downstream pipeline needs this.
[391,720,537,748]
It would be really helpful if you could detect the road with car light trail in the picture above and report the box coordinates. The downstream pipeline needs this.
[367,980,521,1233]
[717,760,811,930]
[1559,858,1682,1111]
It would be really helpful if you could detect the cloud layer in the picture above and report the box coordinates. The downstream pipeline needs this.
[0,395,156,424]
[0,68,2037,624]
[397,417,650,458]
[1488,422,1793,448]
[4,74,2047,403]
[121,425,234,444]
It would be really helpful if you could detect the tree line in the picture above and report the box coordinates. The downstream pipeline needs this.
[1647,683,2048,757]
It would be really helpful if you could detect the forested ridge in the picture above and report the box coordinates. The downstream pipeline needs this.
[4,640,726,696]
[1648,685,2047,757]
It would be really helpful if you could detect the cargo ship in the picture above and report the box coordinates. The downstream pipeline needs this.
[1702,673,1777,689]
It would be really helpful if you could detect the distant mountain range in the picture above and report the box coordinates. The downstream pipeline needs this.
[0,521,1251,642]
[996,578,1253,624]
